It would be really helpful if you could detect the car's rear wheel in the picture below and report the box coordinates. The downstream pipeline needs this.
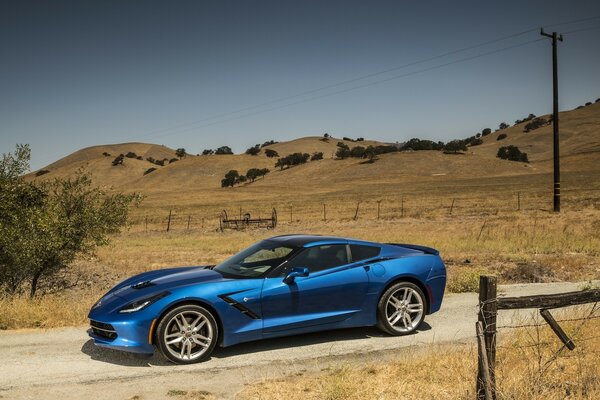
[377,282,426,335]
[156,304,218,364]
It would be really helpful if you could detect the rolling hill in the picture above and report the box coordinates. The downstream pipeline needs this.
[28,102,600,214]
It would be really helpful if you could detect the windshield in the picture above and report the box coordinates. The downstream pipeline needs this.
[214,241,297,278]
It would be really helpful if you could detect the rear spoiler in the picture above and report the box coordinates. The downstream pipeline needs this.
[386,243,439,255]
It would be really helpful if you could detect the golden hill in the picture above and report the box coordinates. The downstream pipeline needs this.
[29,103,600,215]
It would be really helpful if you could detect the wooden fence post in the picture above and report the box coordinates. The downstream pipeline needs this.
[353,202,360,221]
[187,215,191,230]
[450,198,455,215]
[145,215,148,232]
[401,196,404,218]
[323,203,327,222]
[517,192,521,211]
[477,275,497,400]
[166,210,172,232]
[290,205,293,223]
[476,321,493,400]
[377,200,382,220]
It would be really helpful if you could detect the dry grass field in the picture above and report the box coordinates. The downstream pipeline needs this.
[237,308,600,400]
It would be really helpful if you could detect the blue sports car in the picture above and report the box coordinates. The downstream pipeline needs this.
[88,234,446,364]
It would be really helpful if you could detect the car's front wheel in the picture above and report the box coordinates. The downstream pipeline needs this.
[377,282,426,335]
[156,304,218,364]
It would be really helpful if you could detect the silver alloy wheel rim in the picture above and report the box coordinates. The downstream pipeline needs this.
[163,310,213,361]
[385,287,424,333]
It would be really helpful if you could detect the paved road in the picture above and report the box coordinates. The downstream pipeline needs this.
[0,282,585,400]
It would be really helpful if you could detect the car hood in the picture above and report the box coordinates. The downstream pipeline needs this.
[107,266,227,300]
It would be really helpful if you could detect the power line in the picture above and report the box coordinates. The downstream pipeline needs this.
[140,37,545,140]
[124,28,538,141]
[123,15,600,142]
[563,25,600,34]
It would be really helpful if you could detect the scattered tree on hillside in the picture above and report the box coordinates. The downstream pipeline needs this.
[237,175,247,184]
[261,140,278,147]
[323,133,330,138]
[595,98,600,103]
[245,145,261,156]
[310,152,323,161]
[246,168,270,182]
[112,154,124,166]
[274,153,310,170]
[400,138,444,151]
[0,144,138,297]
[335,144,351,159]
[585,102,592,106]
[146,156,155,163]
[523,117,550,133]
[443,140,467,154]
[169,158,179,164]
[35,169,50,177]
[125,152,138,158]
[498,122,509,130]
[350,146,366,158]
[497,145,529,163]
[481,128,492,136]
[176,148,187,159]
[265,149,279,158]
[497,133,508,141]
[102,152,111,157]
[221,170,240,187]
[202,149,214,155]
[469,138,483,146]
[215,146,234,155]
[515,113,536,125]
[144,167,157,175]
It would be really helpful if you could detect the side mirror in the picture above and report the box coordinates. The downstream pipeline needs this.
[283,267,309,285]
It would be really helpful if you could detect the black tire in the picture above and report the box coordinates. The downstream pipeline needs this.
[155,304,218,364]
[376,281,427,336]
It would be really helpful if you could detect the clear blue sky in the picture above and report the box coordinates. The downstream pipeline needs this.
[1,0,600,170]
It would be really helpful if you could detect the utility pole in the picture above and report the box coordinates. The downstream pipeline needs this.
[541,28,563,212]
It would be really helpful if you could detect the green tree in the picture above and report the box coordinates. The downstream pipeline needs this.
[175,148,187,159]
[310,152,323,161]
[265,149,279,158]
[215,146,233,155]
[221,170,239,187]
[443,140,467,154]
[0,145,138,297]
[245,145,260,156]
[246,168,261,182]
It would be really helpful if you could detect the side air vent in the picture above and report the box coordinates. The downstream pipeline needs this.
[219,295,261,320]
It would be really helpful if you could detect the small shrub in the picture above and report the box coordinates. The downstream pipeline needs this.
[523,117,549,133]
[35,169,50,177]
[143,167,157,175]
[169,158,178,164]
[261,140,278,147]
[595,98,600,103]
[311,152,323,161]
[585,102,592,106]
[498,122,509,130]
[136,156,143,160]
[319,137,329,142]
[125,152,137,158]
[497,133,507,141]
[102,152,111,157]
[447,268,487,293]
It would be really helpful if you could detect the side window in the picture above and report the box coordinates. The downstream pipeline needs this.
[350,244,381,262]
[286,245,349,273]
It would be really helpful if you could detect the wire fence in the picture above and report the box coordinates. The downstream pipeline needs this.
[127,186,600,232]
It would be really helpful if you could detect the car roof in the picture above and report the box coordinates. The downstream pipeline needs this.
[265,234,353,247]
[264,234,385,247]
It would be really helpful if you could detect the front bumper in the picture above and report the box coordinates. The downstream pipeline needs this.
[88,318,155,354]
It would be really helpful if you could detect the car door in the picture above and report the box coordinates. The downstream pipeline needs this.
[261,244,370,336]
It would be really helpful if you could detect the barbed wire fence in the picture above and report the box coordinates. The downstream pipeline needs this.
[476,275,600,399]
[127,186,600,233]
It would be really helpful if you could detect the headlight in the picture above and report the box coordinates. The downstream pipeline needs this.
[119,292,170,313]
